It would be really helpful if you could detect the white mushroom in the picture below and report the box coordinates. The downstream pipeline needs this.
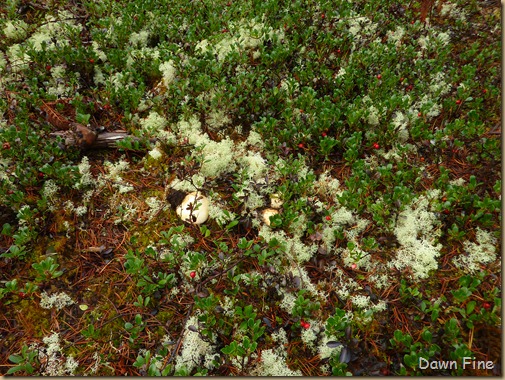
[176,191,209,225]
[261,208,279,226]
[269,193,283,209]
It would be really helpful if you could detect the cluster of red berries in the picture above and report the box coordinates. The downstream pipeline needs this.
[300,320,310,329]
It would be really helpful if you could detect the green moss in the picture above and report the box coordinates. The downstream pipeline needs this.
[156,310,174,324]
[16,300,51,338]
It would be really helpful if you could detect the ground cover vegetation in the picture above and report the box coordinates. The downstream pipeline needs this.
[0,0,501,375]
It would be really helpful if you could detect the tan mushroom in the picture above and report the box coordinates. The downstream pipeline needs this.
[176,191,209,225]
[261,208,279,226]
[269,193,283,209]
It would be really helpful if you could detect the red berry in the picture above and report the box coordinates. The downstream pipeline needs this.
[3,142,10,150]
[325,215,331,221]
[321,132,327,137]
[400,77,404,82]
[483,302,492,310]
[377,74,382,79]
[190,271,196,278]
[298,143,304,149]
[455,99,461,105]
[300,320,310,329]
[89,58,95,63]
[321,13,325,19]
[418,112,422,117]
[337,49,341,53]
[411,20,415,24]
[482,89,487,94]
[38,172,44,179]
[373,143,380,149]
[45,65,52,71]
[443,209,450,215]
[18,292,26,298]
[351,263,357,270]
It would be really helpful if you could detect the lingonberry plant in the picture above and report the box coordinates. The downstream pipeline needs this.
[1,0,500,376]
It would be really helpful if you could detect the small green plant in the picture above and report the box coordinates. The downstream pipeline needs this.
[0,279,18,300]
[418,296,443,323]
[81,323,100,340]
[133,350,172,376]
[1,225,34,260]
[390,329,441,375]
[291,290,320,321]
[32,256,64,282]
[399,279,422,301]
[325,308,351,341]
[328,357,352,376]
[124,314,145,345]
[221,304,265,371]
[7,344,39,375]
[133,294,151,308]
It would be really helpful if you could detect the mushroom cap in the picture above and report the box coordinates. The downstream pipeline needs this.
[261,208,279,226]
[269,193,283,209]
[176,191,209,225]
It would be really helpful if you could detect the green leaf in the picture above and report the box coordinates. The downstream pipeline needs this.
[404,353,418,368]
[221,341,237,355]
[135,314,142,324]
[393,330,404,343]
[419,300,427,312]
[76,113,91,125]
[25,362,34,374]
[226,220,239,230]
[242,336,251,350]
[431,309,439,322]
[6,365,24,375]
[466,300,476,315]
[421,330,432,343]
[8,354,23,364]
